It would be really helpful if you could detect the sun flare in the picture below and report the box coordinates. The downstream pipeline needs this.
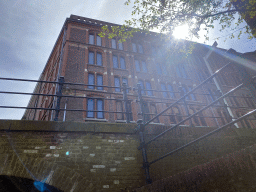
[173,24,190,39]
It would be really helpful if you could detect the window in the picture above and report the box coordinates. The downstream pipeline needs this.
[114,77,121,92]
[132,43,137,52]
[113,56,118,68]
[89,34,94,45]
[198,110,207,126]
[138,44,143,53]
[88,74,103,90]
[120,57,126,69]
[96,74,103,90]
[173,106,183,123]
[152,46,156,56]
[97,99,104,119]
[162,65,167,75]
[118,41,123,50]
[167,84,175,98]
[146,81,153,96]
[161,83,168,98]
[151,104,159,123]
[87,98,94,118]
[156,63,162,75]
[138,80,145,95]
[176,64,188,78]
[141,61,147,72]
[96,35,102,46]
[207,89,215,102]
[189,108,200,126]
[113,55,126,69]
[181,85,189,100]
[87,98,104,119]
[88,73,95,89]
[116,101,124,120]
[112,39,117,49]
[188,86,196,101]
[135,60,140,72]
[96,53,102,66]
[88,51,94,64]
[89,51,103,66]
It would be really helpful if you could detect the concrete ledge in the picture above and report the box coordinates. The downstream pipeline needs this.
[0,120,137,134]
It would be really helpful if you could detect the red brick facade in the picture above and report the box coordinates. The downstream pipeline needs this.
[23,15,256,129]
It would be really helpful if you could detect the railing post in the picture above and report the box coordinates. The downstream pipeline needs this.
[136,83,152,184]
[122,83,130,123]
[54,76,64,121]
[137,83,145,123]
[179,86,193,126]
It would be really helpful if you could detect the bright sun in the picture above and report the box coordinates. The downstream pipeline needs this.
[173,24,190,39]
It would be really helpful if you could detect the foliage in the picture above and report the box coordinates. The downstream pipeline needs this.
[100,0,256,42]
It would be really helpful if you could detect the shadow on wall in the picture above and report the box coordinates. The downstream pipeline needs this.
[0,175,63,192]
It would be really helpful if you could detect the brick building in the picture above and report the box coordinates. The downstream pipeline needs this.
[23,15,256,129]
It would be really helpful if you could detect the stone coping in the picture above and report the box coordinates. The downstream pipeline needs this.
[0,120,255,137]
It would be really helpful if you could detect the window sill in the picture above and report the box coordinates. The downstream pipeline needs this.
[113,68,128,72]
[136,71,148,74]
[84,89,106,92]
[87,63,105,68]
[115,120,136,123]
[84,118,108,122]
[149,122,165,125]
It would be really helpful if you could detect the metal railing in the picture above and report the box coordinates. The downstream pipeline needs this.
[0,77,133,123]
[1,62,256,184]
[134,62,256,184]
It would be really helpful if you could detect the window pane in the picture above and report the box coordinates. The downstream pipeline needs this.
[89,52,94,64]
[162,65,167,75]
[146,82,153,96]
[182,86,189,100]
[161,83,168,98]
[132,43,137,52]
[116,101,123,120]
[87,99,94,118]
[138,80,145,95]
[188,86,196,101]
[156,63,162,75]
[120,57,126,69]
[97,99,104,119]
[113,56,118,68]
[118,42,123,50]
[167,84,175,98]
[152,46,156,56]
[89,34,94,44]
[151,104,159,123]
[176,66,182,77]
[96,35,101,46]
[181,65,188,78]
[122,78,129,93]
[135,60,140,72]
[97,75,103,90]
[142,61,147,72]
[97,53,102,66]
[138,44,143,53]
[112,39,116,49]
[114,77,120,92]
[88,74,95,89]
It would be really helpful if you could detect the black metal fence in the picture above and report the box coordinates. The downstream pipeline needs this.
[135,62,256,184]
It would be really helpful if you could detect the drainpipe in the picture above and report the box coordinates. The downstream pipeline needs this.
[51,26,68,121]
[203,42,239,128]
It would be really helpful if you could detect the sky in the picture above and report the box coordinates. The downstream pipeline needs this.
[0,0,256,120]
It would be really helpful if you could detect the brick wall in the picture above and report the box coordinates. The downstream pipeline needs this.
[135,143,256,192]
[2,120,256,191]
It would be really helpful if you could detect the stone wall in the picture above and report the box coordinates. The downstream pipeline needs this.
[0,120,143,192]
[1,120,256,191]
